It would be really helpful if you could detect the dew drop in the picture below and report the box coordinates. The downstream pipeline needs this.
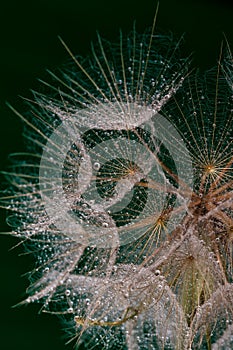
[93,162,100,171]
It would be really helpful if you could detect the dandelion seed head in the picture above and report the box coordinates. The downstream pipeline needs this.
[1,15,233,350]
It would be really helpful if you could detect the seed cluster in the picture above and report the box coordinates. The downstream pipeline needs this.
[1,22,233,349]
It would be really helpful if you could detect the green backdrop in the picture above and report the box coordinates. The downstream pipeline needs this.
[0,0,232,349]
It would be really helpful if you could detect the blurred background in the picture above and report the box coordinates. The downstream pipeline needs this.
[0,0,232,349]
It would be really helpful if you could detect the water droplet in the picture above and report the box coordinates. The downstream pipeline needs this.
[93,162,100,171]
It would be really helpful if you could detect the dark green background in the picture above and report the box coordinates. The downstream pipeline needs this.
[0,0,232,349]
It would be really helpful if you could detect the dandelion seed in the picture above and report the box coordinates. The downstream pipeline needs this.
[1,11,233,350]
